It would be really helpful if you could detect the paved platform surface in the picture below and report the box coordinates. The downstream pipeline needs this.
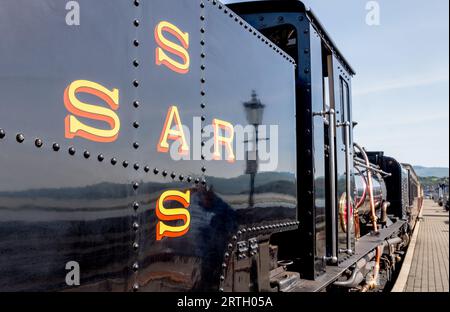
[405,200,449,292]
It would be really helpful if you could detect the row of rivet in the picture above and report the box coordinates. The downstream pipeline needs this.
[200,1,208,181]
[218,221,300,291]
[0,130,204,186]
[206,0,296,65]
[131,0,141,292]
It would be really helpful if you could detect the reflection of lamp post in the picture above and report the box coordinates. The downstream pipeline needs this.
[243,91,265,208]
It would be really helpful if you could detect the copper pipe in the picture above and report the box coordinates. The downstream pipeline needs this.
[361,245,382,292]
[354,143,378,233]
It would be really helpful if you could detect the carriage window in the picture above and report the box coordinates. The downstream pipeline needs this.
[340,78,350,123]
[259,24,298,61]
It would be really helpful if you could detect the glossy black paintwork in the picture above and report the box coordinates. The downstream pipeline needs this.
[0,0,296,291]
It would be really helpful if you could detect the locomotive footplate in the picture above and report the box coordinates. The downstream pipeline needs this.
[289,220,407,292]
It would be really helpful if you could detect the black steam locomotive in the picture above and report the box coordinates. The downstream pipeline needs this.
[0,0,422,292]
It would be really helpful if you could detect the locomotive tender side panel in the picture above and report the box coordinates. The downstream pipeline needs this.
[0,0,296,291]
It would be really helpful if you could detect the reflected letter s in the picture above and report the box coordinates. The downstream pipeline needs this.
[155,21,190,74]
[156,190,191,241]
[64,80,120,143]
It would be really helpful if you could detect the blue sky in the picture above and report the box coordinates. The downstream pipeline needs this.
[224,0,449,167]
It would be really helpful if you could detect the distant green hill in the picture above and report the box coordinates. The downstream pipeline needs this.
[413,166,449,178]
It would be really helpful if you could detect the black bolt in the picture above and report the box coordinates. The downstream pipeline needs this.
[144,166,150,173]
[123,161,129,168]
[200,28,205,33]
[133,284,139,292]
[133,20,140,27]
[187,176,192,183]
[68,147,76,155]
[133,100,140,108]
[133,242,139,250]
[195,178,200,184]
[200,3,205,8]
[132,182,139,190]
[200,103,206,109]
[162,170,168,177]
[200,16,205,21]
[98,154,105,162]
[153,168,159,175]
[0,129,5,139]
[201,78,206,83]
[83,151,90,159]
[35,138,43,148]
[132,222,139,231]
[133,39,139,47]
[52,143,60,151]
[222,263,227,269]
[132,262,139,272]
[134,163,140,170]
[133,60,139,67]
[133,121,139,129]
[111,158,117,165]
[170,172,176,179]
[179,175,184,181]
[16,133,25,143]
[133,202,140,210]
[133,80,139,87]
[201,53,206,58]
[133,142,140,149]
[200,40,205,46]
[134,0,140,6]
[201,65,206,70]
[201,179,206,186]
[201,166,206,172]
[201,116,206,122]
[220,275,225,281]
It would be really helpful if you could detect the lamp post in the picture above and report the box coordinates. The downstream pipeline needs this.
[243,90,265,208]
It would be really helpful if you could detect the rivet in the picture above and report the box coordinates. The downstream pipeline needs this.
[68,146,76,155]
[144,166,150,173]
[0,129,5,139]
[201,65,206,70]
[304,29,309,34]
[34,138,43,148]
[187,176,192,183]
[201,154,206,160]
[304,49,310,54]
[133,121,140,129]
[195,178,200,184]
[232,235,237,241]
[132,262,139,272]
[133,19,140,27]
[201,116,206,121]
[162,170,168,177]
[200,16,205,21]
[201,91,206,96]
[201,53,206,58]
[201,166,206,172]
[222,263,227,269]
[201,179,206,185]
[220,275,225,281]
[133,202,139,210]
[123,161,129,168]
[200,3,205,8]
[133,142,140,149]
[133,60,139,67]
[134,163,140,170]
[16,133,25,143]
[224,252,230,259]
[153,168,159,175]
[83,151,90,159]
[179,175,184,181]
[201,141,205,147]
[132,182,139,190]
[111,158,117,165]
[200,28,205,33]
[52,143,60,151]
[133,284,139,292]
[200,103,206,109]
[170,172,176,179]
[228,243,233,249]
[304,68,310,74]
[133,80,139,87]
[201,78,206,83]
[133,39,139,47]
[132,222,139,231]
[98,154,104,162]
[219,288,224,292]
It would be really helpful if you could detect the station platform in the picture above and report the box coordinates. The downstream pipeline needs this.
[393,200,449,292]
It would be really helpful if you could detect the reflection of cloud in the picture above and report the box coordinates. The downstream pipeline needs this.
[354,72,449,96]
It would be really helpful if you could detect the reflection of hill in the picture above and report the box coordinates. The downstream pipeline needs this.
[250,180,296,196]
[0,181,187,200]
[207,172,295,194]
